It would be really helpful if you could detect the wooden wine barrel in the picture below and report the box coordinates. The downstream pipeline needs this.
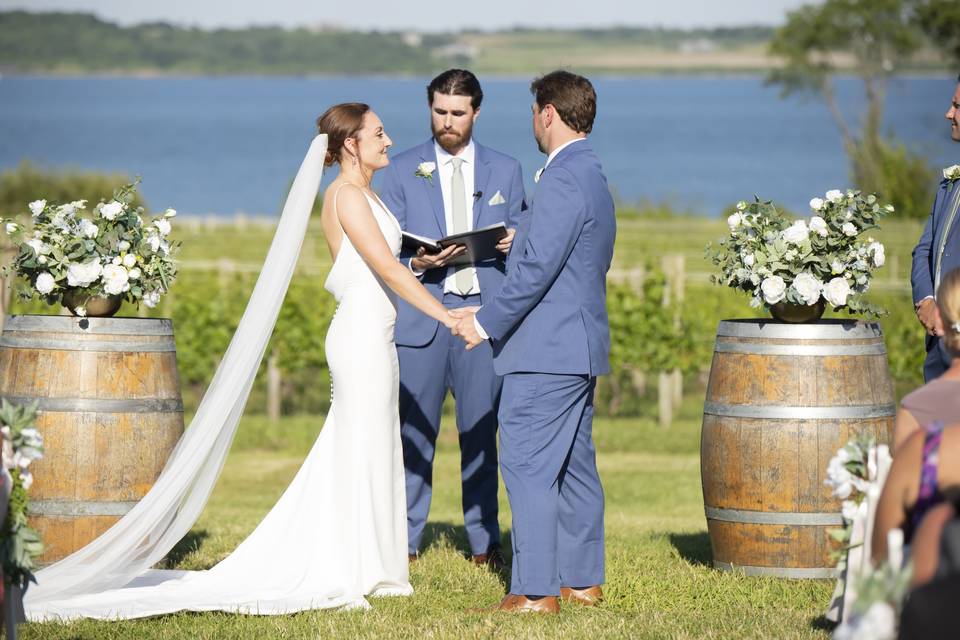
[0,315,184,565]
[701,319,894,579]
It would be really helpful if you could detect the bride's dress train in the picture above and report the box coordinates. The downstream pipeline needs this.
[25,136,412,620]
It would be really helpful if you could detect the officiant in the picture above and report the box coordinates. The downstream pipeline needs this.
[380,69,526,568]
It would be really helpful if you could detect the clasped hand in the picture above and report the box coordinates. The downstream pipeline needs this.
[916,297,944,337]
[446,306,483,350]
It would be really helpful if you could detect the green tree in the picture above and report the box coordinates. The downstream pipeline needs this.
[914,0,960,65]
[767,0,937,219]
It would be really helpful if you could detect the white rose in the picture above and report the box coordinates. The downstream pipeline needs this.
[102,264,130,295]
[143,290,161,308]
[66,260,103,288]
[809,216,828,237]
[727,212,743,230]
[164,208,177,218]
[118,240,131,251]
[809,197,824,211]
[25,238,50,255]
[417,161,436,175]
[831,259,845,275]
[58,202,77,216]
[823,277,852,307]
[5,223,17,234]
[841,222,857,237]
[99,201,124,221]
[825,189,844,203]
[147,234,161,252]
[781,220,809,245]
[122,253,137,268]
[128,267,141,280]
[35,272,56,294]
[743,254,755,267]
[37,255,47,265]
[869,241,885,267]
[736,201,747,211]
[70,199,87,211]
[19,470,33,491]
[79,218,99,239]
[790,272,823,306]
[943,164,960,180]
[28,199,46,216]
[154,218,172,236]
[761,275,787,305]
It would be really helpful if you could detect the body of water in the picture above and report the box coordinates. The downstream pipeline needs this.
[0,75,957,216]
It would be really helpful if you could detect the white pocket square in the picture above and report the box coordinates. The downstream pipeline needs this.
[487,191,506,206]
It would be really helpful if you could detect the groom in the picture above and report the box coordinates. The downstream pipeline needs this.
[380,69,526,566]
[454,70,615,613]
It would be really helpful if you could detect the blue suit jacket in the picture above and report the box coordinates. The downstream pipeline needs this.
[380,139,526,347]
[912,177,960,304]
[476,140,616,376]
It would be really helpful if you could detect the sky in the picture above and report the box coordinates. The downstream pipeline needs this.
[4,0,816,32]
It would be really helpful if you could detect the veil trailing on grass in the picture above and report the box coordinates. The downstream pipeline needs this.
[24,135,329,611]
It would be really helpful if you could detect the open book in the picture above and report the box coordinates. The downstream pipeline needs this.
[402,222,508,265]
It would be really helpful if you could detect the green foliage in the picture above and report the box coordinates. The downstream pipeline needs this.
[0,161,144,218]
[851,136,938,220]
[0,11,442,74]
[0,399,44,590]
[913,0,960,65]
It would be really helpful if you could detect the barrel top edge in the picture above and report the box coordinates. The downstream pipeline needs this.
[4,314,174,335]
[716,318,882,340]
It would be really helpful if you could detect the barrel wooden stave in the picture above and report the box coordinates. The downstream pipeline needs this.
[0,315,183,565]
[701,320,894,578]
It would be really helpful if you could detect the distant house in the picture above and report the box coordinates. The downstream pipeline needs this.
[432,42,479,61]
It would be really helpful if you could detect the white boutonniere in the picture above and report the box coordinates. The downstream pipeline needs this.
[944,164,960,181]
[415,162,436,185]
[534,167,544,183]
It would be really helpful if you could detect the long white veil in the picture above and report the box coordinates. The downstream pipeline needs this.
[25,134,329,609]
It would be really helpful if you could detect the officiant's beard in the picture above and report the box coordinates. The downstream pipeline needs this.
[433,122,473,155]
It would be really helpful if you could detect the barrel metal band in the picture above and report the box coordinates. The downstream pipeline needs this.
[713,342,886,356]
[716,320,882,340]
[29,500,138,517]
[0,336,176,352]
[3,315,173,336]
[3,396,183,414]
[713,561,837,579]
[703,401,895,420]
[705,506,843,526]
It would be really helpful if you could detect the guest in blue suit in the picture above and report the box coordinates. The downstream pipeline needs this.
[454,71,615,614]
[911,73,960,382]
[379,69,526,567]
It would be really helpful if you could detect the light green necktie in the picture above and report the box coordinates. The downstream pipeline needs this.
[450,157,473,294]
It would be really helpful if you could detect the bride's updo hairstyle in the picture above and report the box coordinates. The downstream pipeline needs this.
[938,267,960,356]
[316,102,370,167]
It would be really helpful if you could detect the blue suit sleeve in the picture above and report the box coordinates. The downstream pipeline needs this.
[380,160,407,229]
[476,167,584,341]
[506,161,526,227]
[911,186,941,303]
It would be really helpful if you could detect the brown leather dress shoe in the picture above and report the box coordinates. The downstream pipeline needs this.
[472,544,505,571]
[493,594,560,614]
[560,585,603,606]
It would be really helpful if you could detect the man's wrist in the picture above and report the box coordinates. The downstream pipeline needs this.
[915,295,934,310]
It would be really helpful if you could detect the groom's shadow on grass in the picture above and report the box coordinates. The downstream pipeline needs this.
[421,522,512,590]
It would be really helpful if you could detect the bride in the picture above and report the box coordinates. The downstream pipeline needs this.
[25,104,458,619]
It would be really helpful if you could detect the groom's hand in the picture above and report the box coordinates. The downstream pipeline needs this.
[450,307,484,349]
[496,228,516,255]
[411,244,466,272]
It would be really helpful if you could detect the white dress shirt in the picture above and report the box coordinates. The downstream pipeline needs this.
[435,140,480,295]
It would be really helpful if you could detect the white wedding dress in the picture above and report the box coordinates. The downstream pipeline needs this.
[25,136,413,620]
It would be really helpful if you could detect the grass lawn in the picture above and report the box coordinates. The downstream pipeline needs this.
[23,398,834,639]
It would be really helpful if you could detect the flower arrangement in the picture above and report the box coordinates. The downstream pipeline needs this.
[0,399,44,591]
[825,432,877,540]
[707,189,893,317]
[2,181,179,316]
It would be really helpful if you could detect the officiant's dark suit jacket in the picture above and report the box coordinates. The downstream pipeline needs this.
[911,175,960,381]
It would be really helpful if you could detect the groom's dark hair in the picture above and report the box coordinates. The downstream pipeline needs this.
[427,69,483,110]
[531,71,596,134]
